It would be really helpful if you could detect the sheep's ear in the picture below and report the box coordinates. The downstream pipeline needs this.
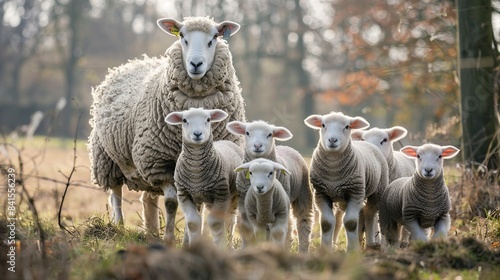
[226,121,247,135]
[441,145,460,159]
[157,18,183,37]
[234,162,251,173]
[165,112,184,125]
[304,115,323,129]
[400,146,418,158]
[216,21,240,38]
[209,109,228,123]
[273,126,293,141]
[351,130,364,141]
[386,126,408,142]
[349,116,370,130]
[272,162,290,175]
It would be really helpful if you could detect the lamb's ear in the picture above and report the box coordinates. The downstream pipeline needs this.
[351,130,364,141]
[226,121,247,135]
[304,115,323,129]
[400,146,419,158]
[165,112,184,125]
[349,116,370,130]
[272,162,290,175]
[216,21,240,38]
[273,126,293,141]
[157,18,183,37]
[441,145,460,159]
[209,109,228,122]
[386,126,408,142]
[234,162,251,173]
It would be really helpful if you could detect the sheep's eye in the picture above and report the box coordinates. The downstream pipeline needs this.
[207,118,211,122]
[246,132,250,136]
[417,155,421,159]
[380,138,388,145]
[184,39,188,45]
[208,40,212,48]
[249,172,252,175]
[269,171,273,176]
[267,133,272,138]
[213,34,218,40]
[344,125,350,130]
[438,155,442,160]
[182,119,187,123]
[179,32,184,38]
[322,124,325,128]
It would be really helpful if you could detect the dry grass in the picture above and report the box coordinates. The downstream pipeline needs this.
[0,136,499,279]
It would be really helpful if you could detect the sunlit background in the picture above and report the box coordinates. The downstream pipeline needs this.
[0,0,474,152]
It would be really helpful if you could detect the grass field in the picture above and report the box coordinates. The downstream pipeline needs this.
[0,136,499,279]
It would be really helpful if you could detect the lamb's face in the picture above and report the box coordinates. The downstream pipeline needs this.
[234,159,290,195]
[401,144,460,180]
[164,108,228,145]
[304,112,369,153]
[227,121,293,158]
[157,18,241,80]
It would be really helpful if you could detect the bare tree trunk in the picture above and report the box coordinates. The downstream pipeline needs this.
[457,0,500,169]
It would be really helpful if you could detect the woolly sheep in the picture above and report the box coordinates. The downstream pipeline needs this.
[304,112,389,251]
[351,126,414,182]
[379,143,460,248]
[235,158,291,248]
[88,16,245,244]
[165,108,243,248]
[226,121,314,252]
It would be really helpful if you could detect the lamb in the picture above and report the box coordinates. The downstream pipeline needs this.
[234,158,291,248]
[304,111,389,251]
[164,108,243,247]
[226,120,314,252]
[88,16,245,244]
[379,143,460,248]
[351,126,414,182]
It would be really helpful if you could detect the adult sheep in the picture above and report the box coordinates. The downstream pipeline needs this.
[88,16,245,245]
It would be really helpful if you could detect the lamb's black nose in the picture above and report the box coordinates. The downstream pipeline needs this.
[190,61,203,69]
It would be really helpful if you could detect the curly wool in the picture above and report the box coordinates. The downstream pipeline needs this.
[182,16,218,33]
[89,38,245,194]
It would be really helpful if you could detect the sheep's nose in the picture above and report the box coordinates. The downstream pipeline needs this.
[256,185,264,192]
[190,61,203,69]
[424,168,433,173]
[193,132,202,138]
[328,138,338,143]
[254,143,262,149]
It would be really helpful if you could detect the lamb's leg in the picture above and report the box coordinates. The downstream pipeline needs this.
[238,197,254,248]
[316,193,335,250]
[363,199,380,248]
[207,200,230,248]
[271,214,289,248]
[225,195,239,247]
[162,183,178,245]
[180,198,202,246]
[292,200,313,253]
[400,226,411,248]
[406,220,428,241]
[343,199,364,251]
[432,213,451,239]
[140,192,159,233]
[333,207,344,245]
[109,186,124,224]
[384,220,401,248]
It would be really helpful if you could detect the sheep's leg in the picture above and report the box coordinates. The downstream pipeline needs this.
[180,198,202,246]
[162,183,178,245]
[400,226,411,248]
[343,200,364,251]
[109,186,124,224]
[363,199,380,247]
[333,207,344,245]
[292,201,313,253]
[140,192,159,233]
[384,221,401,248]
[316,193,335,250]
[271,214,289,248]
[405,220,428,241]
[225,195,239,246]
[207,200,230,248]
[238,198,254,248]
[432,213,451,239]
[252,223,267,243]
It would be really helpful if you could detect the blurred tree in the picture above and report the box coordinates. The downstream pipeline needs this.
[457,0,500,169]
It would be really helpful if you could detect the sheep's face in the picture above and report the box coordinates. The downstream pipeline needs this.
[235,159,289,195]
[164,108,228,145]
[351,126,407,159]
[401,144,460,180]
[226,121,292,158]
[157,18,240,80]
[304,112,369,153]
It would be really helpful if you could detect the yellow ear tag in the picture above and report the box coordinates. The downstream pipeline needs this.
[245,171,250,179]
[281,170,287,176]
[171,26,179,36]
